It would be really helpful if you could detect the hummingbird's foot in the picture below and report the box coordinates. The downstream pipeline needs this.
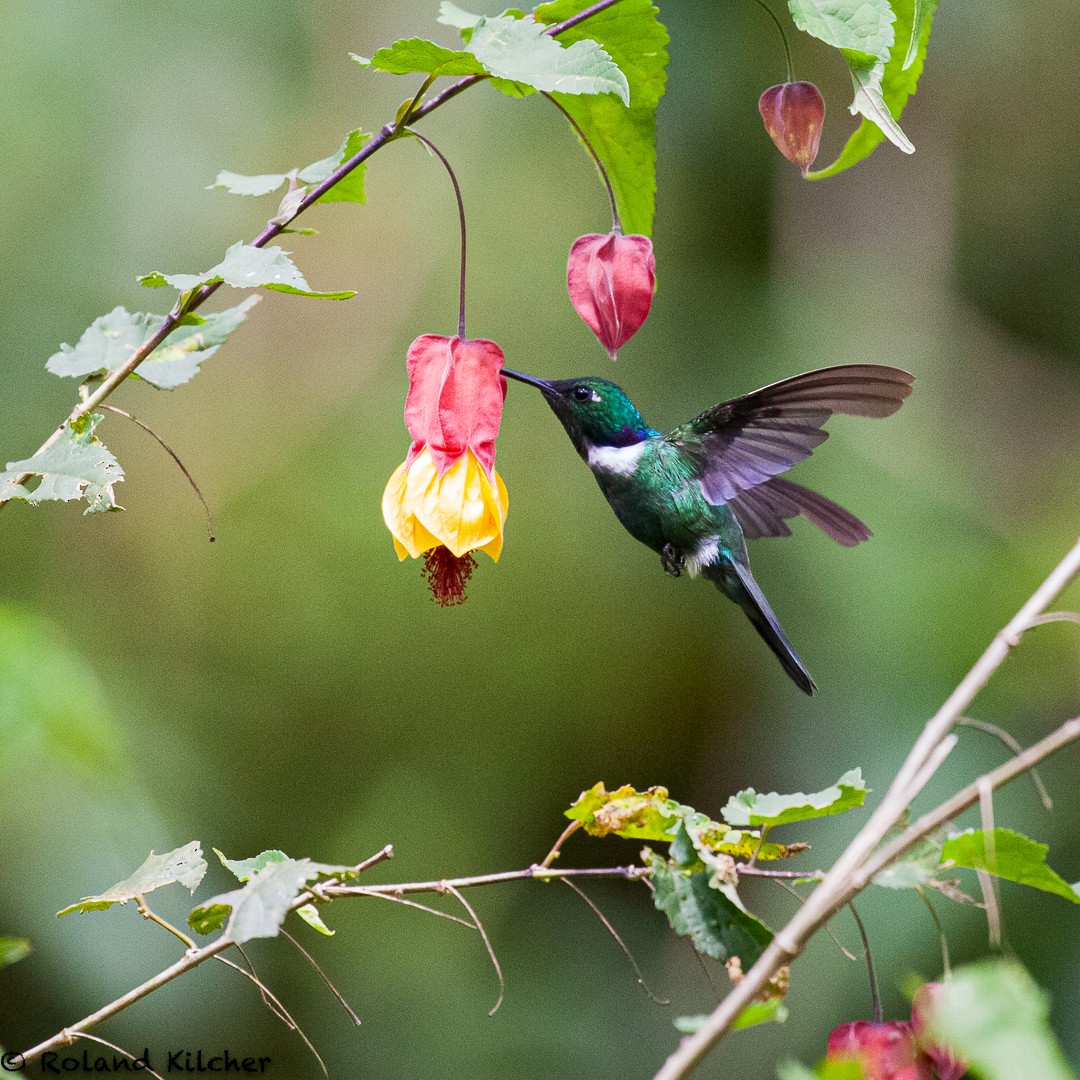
[661,543,686,578]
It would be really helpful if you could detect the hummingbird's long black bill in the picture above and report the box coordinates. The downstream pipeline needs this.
[501,367,553,392]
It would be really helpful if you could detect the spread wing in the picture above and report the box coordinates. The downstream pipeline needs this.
[669,365,913,504]
[730,477,871,547]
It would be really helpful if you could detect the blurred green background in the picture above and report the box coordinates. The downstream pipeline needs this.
[2,1,1078,1076]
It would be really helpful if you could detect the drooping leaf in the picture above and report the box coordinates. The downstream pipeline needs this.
[189,858,328,942]
[721,769,869,828]
[57,842,207,916]
[534,0,669,236]
[0,416,124,513]
[926,961,1077,1080]
[941,829,1080,905]
[46,298,259,391]
[0,939,30,968]
[644,849,774,965]
[139,241,355,299]
[787,0,913,155]
[809,0,938,178]
[464,14,629,104]
[355,39,486,77]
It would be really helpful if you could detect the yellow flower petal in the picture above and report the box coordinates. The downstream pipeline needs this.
[381,459,440,559]
[407,449,507,559]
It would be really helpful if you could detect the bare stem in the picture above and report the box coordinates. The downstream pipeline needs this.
[404,129,469,339]
[542,93,622,233]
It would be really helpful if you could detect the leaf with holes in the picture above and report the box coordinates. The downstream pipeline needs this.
[0,416,124,514]
[140,242,354,299]
[46,298,259,391]
[57,842,206,916]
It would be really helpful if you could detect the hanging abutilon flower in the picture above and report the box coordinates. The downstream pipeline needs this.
[382,334,509,606]
[910,983,967,1080]
[827,1021,933,1080]
[566,231,656,359]
[758,81,826,176]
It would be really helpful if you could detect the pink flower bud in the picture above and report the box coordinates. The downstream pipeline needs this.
[758,81,825,175]
[566,232,655,359]
[827,1021,933,1080]
[911,984,968,1080]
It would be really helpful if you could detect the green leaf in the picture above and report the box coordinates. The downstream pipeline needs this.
[809,0,937,178]
[189,857,340,942]
[645,850,773,965]
[465,14,629,104]
[57,842,206,916]
[0,416,124,513]
[926,961,1077,1080]
[0,939,30,968]
[676,999,787,1034]
[140,241,355,299]
[787,0,914,155]
[534,0,668,236]
[357,39,486,77]
[297,129,369,206]
[941,828,1080,905]
[210,171,290,197]
[873,835,942,889]
[722,769,869,828]
[214,847,355,883]
[46,298,259,391]
[296,903,335,936]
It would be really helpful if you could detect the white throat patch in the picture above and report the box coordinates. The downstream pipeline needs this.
[587,441,646,476]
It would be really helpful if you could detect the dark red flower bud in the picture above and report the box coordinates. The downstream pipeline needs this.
[758,81,825,175]
[911,984,967,1080]
[566,232,655,359]
[827,1021,933,1080]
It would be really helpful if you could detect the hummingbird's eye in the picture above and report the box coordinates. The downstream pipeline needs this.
[572,385,592,402]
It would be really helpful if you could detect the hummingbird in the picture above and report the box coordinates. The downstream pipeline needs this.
[500,364,914,695]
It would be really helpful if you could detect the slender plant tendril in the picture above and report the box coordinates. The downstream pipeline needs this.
[914,885,951,977]
[847,901,882,1023]
[542,92,622,233]
[749,0,795,83]
[404,129,469,339]
[0,0,626,513]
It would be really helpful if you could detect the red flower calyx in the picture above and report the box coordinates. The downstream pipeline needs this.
[566,232,655,359]
[827,1021,933,1080]
[911,983,967,1080]
[758,81,826,176]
